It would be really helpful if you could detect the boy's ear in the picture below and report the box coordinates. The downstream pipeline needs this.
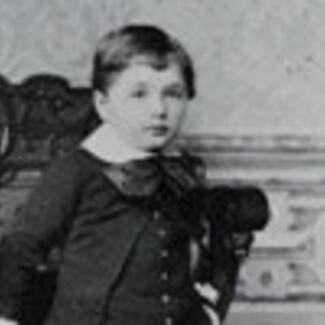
[93,90,110,122]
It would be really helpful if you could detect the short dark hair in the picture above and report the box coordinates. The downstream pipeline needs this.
[92,24,196,99]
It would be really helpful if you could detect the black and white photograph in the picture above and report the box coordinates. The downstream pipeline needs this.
[0,1,323,324]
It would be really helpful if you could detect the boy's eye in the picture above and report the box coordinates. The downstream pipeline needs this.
[164,88,186,99]
[131,88,147,98]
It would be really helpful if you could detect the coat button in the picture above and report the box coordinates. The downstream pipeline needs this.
[158,228,167,238]
[153,210,161,221]
[165,316,173,325]
[160,272,169,281]
[161,294,171,304]
[160,249,169,258]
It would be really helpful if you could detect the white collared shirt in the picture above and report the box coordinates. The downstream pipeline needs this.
[80,124,153,164]
[81,123,182,164]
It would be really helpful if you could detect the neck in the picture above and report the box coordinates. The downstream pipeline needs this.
[80,123,152,163]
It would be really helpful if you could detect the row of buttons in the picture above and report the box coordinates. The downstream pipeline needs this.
[153,210,174,325]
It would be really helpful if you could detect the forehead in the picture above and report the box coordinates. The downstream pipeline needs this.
[112,63,184,90]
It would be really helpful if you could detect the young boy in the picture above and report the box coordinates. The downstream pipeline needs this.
[0,25,267,325]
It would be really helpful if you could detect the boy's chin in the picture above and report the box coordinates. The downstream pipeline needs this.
[130,130,180,153]
[144,142,176,153]
[143,143,167,153]
[140,137,174,153]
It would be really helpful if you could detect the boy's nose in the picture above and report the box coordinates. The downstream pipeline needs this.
[151,97,167,118]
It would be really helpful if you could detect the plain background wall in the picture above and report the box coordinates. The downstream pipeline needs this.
[1,0,325,136]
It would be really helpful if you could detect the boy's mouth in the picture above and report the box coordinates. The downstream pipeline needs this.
[146,125,169,135]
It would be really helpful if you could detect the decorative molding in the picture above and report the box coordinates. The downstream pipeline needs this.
[182,134,325,301]
[184,134,325,152]
[183,134,325,185]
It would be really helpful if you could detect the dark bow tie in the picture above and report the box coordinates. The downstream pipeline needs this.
[102,154,203,198]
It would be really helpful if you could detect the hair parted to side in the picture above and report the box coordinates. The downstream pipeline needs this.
[92,24,196,99]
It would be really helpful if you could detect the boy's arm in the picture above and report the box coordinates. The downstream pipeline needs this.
[0,155,80,320]
[193,233,248,322]
[211,233,250,321]
[189,186,269,321]
[214,188,268,320]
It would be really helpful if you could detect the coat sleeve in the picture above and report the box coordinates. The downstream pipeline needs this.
[0,155,81,319]
[188,185,269,320]
[209,233,242,321]
[208,186,269,320]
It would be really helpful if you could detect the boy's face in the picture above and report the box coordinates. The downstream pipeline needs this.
[94,63,189,152]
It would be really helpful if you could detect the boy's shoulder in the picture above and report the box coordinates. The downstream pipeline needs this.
[40,148,104,182]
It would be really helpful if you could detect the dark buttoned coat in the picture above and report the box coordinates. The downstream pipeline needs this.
[0,149,268,325]
[0,150,209,325]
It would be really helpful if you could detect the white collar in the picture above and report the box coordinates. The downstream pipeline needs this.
[80,124,154,163]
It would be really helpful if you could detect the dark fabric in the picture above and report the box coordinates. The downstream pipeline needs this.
[0,149,206,325]
[89,150,204,199]
[107,184,197,325]
[0,147,269,324]
[105,302,211,325]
